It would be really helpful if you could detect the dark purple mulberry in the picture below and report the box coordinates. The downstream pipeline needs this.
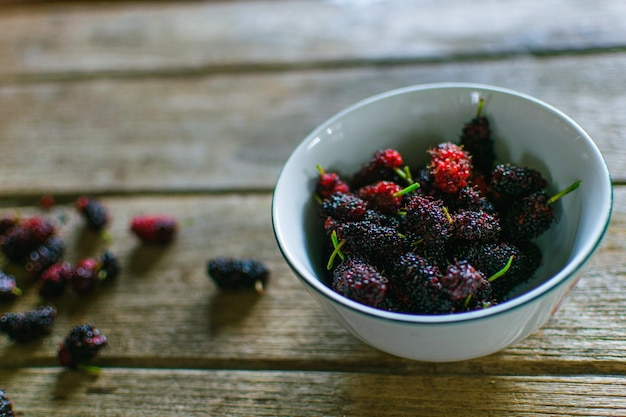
[58,324,108,369]
[459,98,495,175]
[405,195,453,243]
[98,251,121,282]
[439,260,488,302]
[452,210,501,242]
[336,221,409,268]
[502,191,553,241]
[491,164,548,198]
[76,196,110,231]
[207,257,270,291]
[320,193,369,223]
[0,216,56,264]
[389,253,452,314]
[332,257,387,307]
[24,236,66,275]
[0,305,57,343]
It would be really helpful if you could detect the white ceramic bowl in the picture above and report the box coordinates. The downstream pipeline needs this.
[272,83,612,362]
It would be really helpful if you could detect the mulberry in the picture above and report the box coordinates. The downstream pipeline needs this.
[428,142,472,194]
[332,257,387,308]
[207,257,270,291]
[351,149,405,189]
[76,196,110,231]
[0,305,57,343]
[491,164,548,198]
[459,98,495,175]
[58,324,108,369]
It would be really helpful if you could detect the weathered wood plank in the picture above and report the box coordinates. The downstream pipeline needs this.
[1,368,626,417]
[0,0,624,79]
[0,189,624,374]
[0,52,625,195]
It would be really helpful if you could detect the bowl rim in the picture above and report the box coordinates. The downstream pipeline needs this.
[272,82,614,325]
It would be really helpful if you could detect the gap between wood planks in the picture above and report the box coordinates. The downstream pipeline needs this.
[1,46,625,86]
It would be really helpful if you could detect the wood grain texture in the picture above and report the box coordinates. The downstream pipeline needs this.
[0,189,623,375]
[0,52,625,195]
[0,0,624,79]
[1,368,626,416]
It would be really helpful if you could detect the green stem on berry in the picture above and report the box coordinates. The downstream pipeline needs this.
[77,364,102,375]
[443,207,453,224]
[476,97,485,118]
[313,192,323,205]
[316,164,325,176]
[254,279,266,294]
[394,166,414,185]
[488,255,515,282]
[10,286,22,297]
[547,180,582,205]
[392,181,421,198]
[327,230,347,270]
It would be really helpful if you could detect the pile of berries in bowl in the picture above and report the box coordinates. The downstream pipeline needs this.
[272,83,612,362]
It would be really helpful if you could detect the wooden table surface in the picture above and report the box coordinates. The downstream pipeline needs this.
[0,1,625,415]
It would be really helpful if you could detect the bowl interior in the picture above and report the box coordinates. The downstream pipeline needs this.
[273,83,612,322]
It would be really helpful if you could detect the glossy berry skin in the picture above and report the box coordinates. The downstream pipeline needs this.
[58,324,108,369]
[76,196,110,231]
[38,262,73,298]
[320,193,369,223]
[405,195,452,244]
[0,388,15,417]
[452,210,501,242]
[130,215,178,244]
[490,164,548,198]
[428,142,472,194]
[389,253,452,314]
[336,221,409,268]
[207,257,269,291]
[503,191,554,241]
[460,113,494,175]
[439,260,487,302]
[70,258,100,294]
[0,272,20,302]
[0,305,57,343]
[332,257,387,308]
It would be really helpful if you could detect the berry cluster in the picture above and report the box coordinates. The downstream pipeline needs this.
[314,101,580,314]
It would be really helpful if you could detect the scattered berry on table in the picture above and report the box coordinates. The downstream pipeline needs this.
[0,212,18,236]
[0,216,56,264]
[459,98,495,175]
[0,272,21,302]
[69,257,100,294]
[76,196,110,231]
[130,214,178,244]
[207,257,270,292]
[38,194,56,210]
[97,251,121,282]
[428,142,472,194]
[332,257,388,308]
[0,388,15,417]
[0,305,57,343]
[37,262,73,298]
[58,324,108,369]
[24,236,66,275]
